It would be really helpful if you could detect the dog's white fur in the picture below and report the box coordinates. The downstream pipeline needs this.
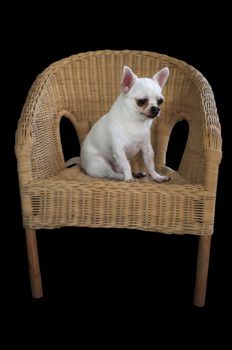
[79,66,169,182]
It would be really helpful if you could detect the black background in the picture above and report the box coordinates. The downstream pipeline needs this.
[3,4,230,343]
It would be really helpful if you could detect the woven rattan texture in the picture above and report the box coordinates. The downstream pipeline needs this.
[15,50,222,235]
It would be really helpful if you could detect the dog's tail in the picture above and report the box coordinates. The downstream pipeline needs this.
[65,156,80,168]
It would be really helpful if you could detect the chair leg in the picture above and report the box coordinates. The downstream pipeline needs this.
[25,228,43,298]
[193,235,211,307]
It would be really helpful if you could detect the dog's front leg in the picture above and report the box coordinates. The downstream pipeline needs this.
[112,147,133,182]
[142,142,169,182]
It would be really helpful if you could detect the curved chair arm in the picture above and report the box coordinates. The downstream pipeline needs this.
[15,60,68,185]
[153,65,222,191]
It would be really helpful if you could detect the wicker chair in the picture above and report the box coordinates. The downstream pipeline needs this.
[15,50,222,306]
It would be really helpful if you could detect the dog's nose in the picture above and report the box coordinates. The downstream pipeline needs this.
[151,106,160,116]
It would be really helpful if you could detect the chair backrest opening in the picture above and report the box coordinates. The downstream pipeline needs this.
[166,119,189,170]
[59,116,81,162]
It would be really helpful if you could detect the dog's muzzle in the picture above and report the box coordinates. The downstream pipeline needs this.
[140,106,160,119]
[150,106,160,117]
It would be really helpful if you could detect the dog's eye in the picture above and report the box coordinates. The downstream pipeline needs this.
[157,98,164,105]
[137,98,148,106]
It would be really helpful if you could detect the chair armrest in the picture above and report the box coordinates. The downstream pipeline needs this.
[15,64,65,185]
[153,65,222,190]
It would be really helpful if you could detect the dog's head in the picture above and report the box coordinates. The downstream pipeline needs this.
[120,66,169,120]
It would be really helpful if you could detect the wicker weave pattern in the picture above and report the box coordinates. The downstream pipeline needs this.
[15,50,222,235]
[21,166,213,234]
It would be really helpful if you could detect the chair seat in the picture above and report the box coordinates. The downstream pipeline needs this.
[22,165,213,235]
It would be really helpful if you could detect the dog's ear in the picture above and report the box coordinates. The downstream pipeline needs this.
[152,67,169,89]
[121,66,137,93]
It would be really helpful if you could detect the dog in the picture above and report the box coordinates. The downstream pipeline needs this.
[67,65,170,182]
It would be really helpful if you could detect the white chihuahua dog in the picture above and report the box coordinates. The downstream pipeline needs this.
[69,66,170,182]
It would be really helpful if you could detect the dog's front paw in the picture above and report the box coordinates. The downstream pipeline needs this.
[153,175,170,183]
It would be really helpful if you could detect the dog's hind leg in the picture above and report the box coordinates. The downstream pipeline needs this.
[84,157,124,181]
